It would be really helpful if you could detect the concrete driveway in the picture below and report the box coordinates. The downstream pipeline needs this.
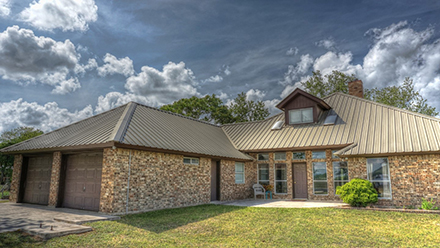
[0,202,119,239]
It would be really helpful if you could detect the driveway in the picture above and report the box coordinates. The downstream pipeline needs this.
[0,202,119,239]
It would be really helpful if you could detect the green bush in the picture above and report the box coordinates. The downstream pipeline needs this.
[420,198,438,210]
[336,178,378,207]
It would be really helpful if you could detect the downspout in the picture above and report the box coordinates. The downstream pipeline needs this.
[126,150,131,214]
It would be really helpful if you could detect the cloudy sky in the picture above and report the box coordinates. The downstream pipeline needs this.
[1,0,440,133]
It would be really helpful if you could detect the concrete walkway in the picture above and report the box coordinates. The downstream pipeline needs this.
[0,202,119,240]
[212,199,348,208]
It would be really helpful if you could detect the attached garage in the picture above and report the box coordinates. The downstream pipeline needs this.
[21,155,53,205]
[61,153,103,211]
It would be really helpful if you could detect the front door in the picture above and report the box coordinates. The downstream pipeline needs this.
[211,160,220,201]
[293,163,308,198]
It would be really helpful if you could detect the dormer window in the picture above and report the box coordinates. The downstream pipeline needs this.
[289,108,313,124]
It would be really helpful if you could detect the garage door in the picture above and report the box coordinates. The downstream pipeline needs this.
[62,153,103,211]
[22,155,53,205]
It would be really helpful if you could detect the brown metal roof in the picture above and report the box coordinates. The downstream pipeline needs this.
[1,102,251,160]
[223,92,440,156]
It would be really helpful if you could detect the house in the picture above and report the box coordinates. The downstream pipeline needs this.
[2,80,440,213]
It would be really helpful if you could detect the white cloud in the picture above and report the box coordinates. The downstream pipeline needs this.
[286,47,299,56]
[313,51,362,76]
[222,65,231,75]
[202,75,223,83]
[316,38,336,50]
[218,92,228,100]
[97,53,135,77]
[245,89,265,101]
[0,26,85,94]
[280,54,313,85]
[51,78,81,95]
[0,98,93,133]
[19,0,98,32]
[96,61,200,112]
[0,0,10,17]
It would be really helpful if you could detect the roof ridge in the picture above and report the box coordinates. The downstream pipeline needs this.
[133,101,221,127]
[326,92,440,122]
[0,104,128,153]
[221,112,283,127]
[108,102,138,142]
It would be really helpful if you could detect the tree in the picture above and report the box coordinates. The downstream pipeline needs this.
[365,77,438,116]
[0,127,43,185]
[160,94,235,124]
[161,93,270,124]
[229,92,270,123]
[302,70,438,116]
[301,70,357,98]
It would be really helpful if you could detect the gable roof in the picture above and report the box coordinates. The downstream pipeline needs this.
[223,92,440,156]
[276,88,331,110]
[1,102,251,161]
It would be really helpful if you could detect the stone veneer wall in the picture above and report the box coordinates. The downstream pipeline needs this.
[9,154,23,203]
[48,152,62,206]
[100,148,211,214]
[348,154,440,207]
[219,160,256,201]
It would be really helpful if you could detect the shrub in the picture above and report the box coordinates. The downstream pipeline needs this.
[336,178,378,207]
[421,198,438,210]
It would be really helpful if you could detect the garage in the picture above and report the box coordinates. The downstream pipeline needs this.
[21,155,53,205]
[62,153,103,211]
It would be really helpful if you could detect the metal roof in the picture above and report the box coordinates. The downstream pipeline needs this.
[222,92,440,156]
[1,102,251,160]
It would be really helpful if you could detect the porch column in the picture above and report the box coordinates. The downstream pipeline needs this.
[48,152,62,207]
[9,154,23,203]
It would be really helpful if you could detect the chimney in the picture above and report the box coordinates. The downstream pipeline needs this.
[348,80,363,98]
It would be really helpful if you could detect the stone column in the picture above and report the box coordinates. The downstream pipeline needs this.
[48,152,62,207]
[9,154,23,203]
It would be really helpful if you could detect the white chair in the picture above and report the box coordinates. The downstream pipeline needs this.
[253,184,266,200]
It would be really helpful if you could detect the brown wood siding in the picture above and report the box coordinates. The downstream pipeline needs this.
[283,95,322,125]
[22,155,53,205]
[62,153,103,211]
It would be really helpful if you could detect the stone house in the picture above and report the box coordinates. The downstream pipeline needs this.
[2,81,440,214]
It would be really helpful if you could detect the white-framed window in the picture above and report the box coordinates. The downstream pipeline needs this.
[258,153,269,161]
[289,108,313,124]
[333,161,349,194]
[235,162,245,184]
[275,164,287,194]
[274,152,286,161]
[258,164,270,186]
[312,150,326,159]
[183,157,199,165]
[367,158,392,199]
[313,162,328,195]
[292,151,306,160]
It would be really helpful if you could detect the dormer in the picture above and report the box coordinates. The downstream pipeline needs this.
[276,88,331,125]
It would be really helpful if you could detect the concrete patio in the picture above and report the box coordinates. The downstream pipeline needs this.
[212,199,349,208]
[0,202,120,240]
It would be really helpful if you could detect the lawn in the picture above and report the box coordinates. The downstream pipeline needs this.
[1,204,440,247]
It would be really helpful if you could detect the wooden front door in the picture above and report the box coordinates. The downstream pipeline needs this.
[211,160,220,201]
[62,153,103,211]
[293,163,308,199]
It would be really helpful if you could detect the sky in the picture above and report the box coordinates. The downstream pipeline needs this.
[1,0,440,133]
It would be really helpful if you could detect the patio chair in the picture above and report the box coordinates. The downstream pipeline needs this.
[253,184,266,200]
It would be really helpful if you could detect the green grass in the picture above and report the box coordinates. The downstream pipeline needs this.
[1,204,440,247]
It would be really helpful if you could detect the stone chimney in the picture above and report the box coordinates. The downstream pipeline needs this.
[348,80,363,98]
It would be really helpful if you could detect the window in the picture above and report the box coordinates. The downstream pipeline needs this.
[333,162,349,193]
[258,164,270,186]
[332,150,339,159]
[183,157,199,165]
[367,158,392,199]
[235,162,245,184]
[274,152,286,161]
[312,151,326,159]
[258,153,269,161]
[275,164,287,194]
[289,108,313,124]
[313,162,328,194]
[292,151,306,160]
